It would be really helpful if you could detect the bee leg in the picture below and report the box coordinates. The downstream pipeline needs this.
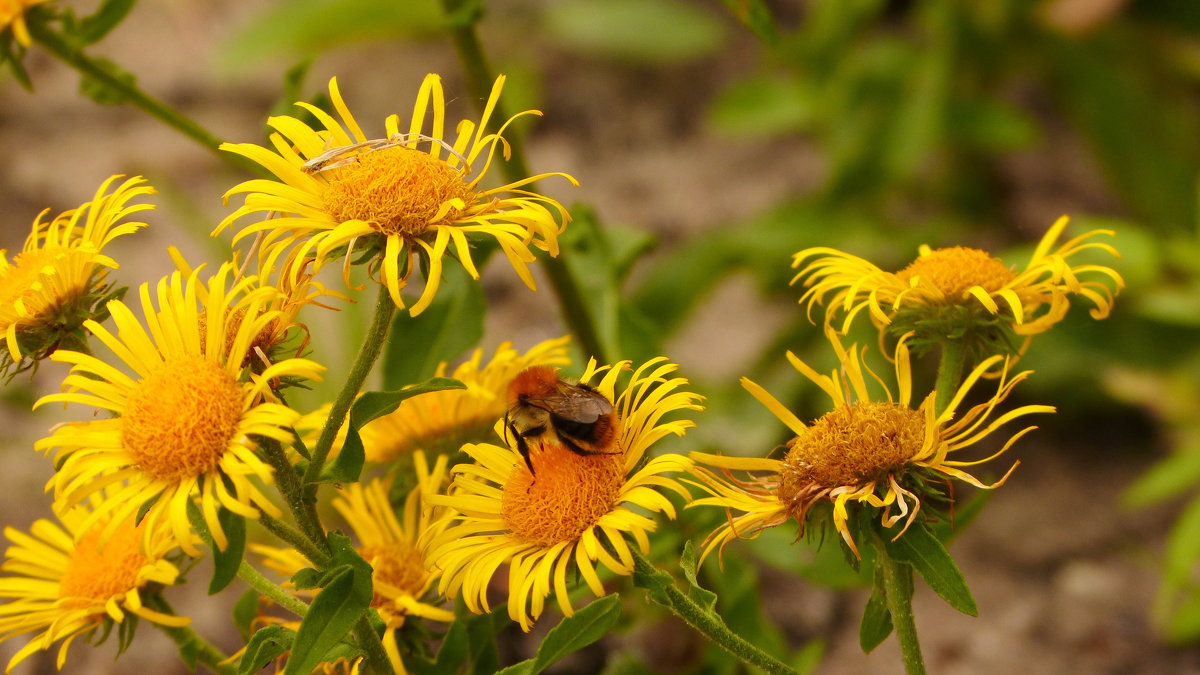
[512,424,545,475]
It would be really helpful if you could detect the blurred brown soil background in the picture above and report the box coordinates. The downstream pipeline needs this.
[1,1,1195,673]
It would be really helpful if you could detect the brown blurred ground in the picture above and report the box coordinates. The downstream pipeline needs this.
[0,1,1194,673]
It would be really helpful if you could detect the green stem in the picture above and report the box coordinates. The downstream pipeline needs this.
[439,1,610,364]
[260,440,330,561]
[145,595,236,675]
[26,22,257,174]
[872,530,927,675]
[933,339,966,417]
[238,560,311,618]
[631,550,795,675]
[301,282,395,501]
[353,617,396,675]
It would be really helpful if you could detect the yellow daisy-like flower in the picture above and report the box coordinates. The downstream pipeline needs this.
[360,337,571,462]
[34,263,325,556]
[425,358,703,631]
[792,216,1123,342]
[0,0,50,47]
[253,452,453,671]
[0,507,188,673]
[689,330,1053,561]
[167,244,346,374]
[0,175,153,371]
[216,73,577,316]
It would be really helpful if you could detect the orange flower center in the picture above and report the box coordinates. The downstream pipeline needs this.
[501,442,625,547]
[778,402,925,496]
[58,520,147,609]
[122,357,244,481]
[895,247,1015,297]
[359,543,427,609]
[321,145,475,237]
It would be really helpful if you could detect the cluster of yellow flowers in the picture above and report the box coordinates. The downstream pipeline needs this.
[0,68,1123,674]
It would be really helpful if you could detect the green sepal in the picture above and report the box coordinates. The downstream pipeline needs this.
[282,533,373,675]
[382,263,485,391]
[208,508,246,594]
[311,377,465,484]
[494,595,622,675]
[238,625,295,675]
[135,490,164,525]
[884,522,977,616]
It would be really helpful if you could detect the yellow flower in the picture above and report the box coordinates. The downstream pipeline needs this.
[425,359,703,631]
[360,337,571,462]
[792,216,1123,345]
[0,0,50,47]
[689,330,1053,560]
[0,507,188,673]
[0,175,153,373]
[167,244,347,375]
[216,73,577,315]
[34,263,325,556]
[253,452,452,671]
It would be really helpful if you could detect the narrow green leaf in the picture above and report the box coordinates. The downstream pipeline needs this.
[233,588,261,639]
[496,595,622,675]
[209,508,246,594]
[1124,447,1200,507]
[382,263,485,391]
[135,490,164,525]
[78,56,135,105]
[75,0,135,44]
[316,377,465,483]
[282,569,371,675]
[679,540,718,613]
[239,625,295,675]
[720,0,779,46]
[1163,493,1200,593]
[885,523,977,616]
[859,587,893,652]
[545,0,728,64]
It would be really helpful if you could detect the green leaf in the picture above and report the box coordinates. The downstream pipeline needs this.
[679,540,718,613]
[708,72,813,137]
[74,0,135,44]
[1162,493,1200,594]
[885,523,977,616]
[495,595,621,675]
[382,263,485,391]
[282,536,373,675]
[78,56,135,105]
[859,586,893,652]
[1124,447,1200,507]
[219,0,443,73]
[545,0,728,64]
[233,588,261,640]
[209,508,246,594]
[135,490,164,525]
[720,0,778,46]
[239,625,295,675]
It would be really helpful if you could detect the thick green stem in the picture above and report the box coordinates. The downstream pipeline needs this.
[439,1,610,364]
[933,339,966,417]
[145,595,236,675]
[26,22,257,174]
[353,618,396,675]
[872,531,927,675]
[631,550,795,675]
[238,560,311,618]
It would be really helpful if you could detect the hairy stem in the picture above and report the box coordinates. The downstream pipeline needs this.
[872,530,927,675]
[933,339,966,417]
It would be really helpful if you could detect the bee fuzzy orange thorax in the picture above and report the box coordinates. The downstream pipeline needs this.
[505,366,621,475]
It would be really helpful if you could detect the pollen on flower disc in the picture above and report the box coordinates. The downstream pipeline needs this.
[121,357,243,481]
[779,402,925,495]
[501,442,625,547]
[321,146,475,237]
[58,521,147,608]
[896,247,1016,297]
